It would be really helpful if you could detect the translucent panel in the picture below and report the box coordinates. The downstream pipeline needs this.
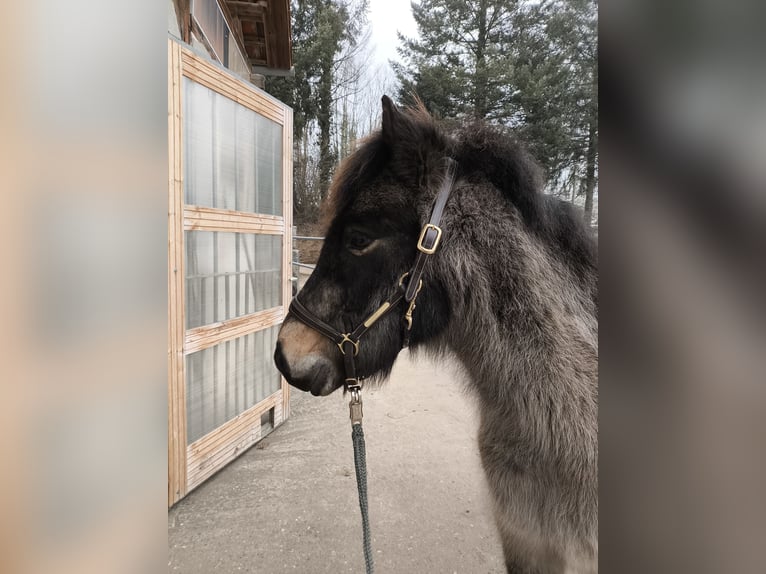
[255,114,283,215]
[186,231,282,329]
[183,78,283,215]
[184,79,214,207]
[191,0,226,62]
[186,326,282,444]
[213,94,237,210]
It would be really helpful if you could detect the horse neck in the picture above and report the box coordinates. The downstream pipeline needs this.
[430,203,598,413]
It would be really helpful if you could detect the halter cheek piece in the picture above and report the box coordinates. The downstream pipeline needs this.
[288,158,457,402]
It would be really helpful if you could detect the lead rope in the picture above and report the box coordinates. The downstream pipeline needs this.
[349,389,373,573]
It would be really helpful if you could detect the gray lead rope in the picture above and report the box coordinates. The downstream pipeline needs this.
[352,423,374,573]
[349,390,374,573]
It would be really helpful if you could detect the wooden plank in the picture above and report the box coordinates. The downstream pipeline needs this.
[175,39,189,505]
[174,37,188,506]
[187,428,258,489]
[182,61,284,123]
[168,38,179,507]
[186,394,280,489]
[273,399,284,427]
[178,44,284,120]
[280,106,294,422]
[174,0,191,43]
[228,1,266,12]
[183,206,284,234]
[187,392,279,460]
[167,38,176,508]
[186,402,274,475]
[184,306,284,354]
[184,220,283,234]
[187,428,259,489]
[185,206,283,224]
[168,38,188,507]
[180,48,284,123]
[180,52,284,119]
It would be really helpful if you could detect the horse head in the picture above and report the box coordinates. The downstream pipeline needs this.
[274,96,452,396]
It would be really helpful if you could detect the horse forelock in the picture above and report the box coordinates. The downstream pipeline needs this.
[319,103,446,231]
[319,134,389,232]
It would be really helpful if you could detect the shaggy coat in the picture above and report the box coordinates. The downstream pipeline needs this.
[275,96,598,573]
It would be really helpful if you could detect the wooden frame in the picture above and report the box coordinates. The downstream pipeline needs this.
[183,206,284,234]
[168,38,294,506]
[168,39,187,506]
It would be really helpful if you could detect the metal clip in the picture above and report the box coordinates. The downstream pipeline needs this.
[349,387,363,425]
[404,299,417,331]
[403,279,422,331]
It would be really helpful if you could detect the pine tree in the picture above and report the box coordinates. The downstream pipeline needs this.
[514,0,597,223]
[394,0,518,120]
[395,0,598,225]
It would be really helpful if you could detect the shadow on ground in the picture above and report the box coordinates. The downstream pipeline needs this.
[168,351,505,573]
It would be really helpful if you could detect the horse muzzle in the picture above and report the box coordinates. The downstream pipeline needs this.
[274,324,343,396]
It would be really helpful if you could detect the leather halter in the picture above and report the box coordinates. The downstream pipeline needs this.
[288,158,457,394]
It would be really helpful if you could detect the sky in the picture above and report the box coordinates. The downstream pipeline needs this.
[367,0,418,67]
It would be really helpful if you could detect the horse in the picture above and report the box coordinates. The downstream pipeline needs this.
[274,96,598,573]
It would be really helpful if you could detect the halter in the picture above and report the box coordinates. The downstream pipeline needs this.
[288,158,457,400]
[287,158,456,573]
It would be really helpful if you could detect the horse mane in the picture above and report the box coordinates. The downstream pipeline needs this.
[322,105,597,282]
[453,121,598,282]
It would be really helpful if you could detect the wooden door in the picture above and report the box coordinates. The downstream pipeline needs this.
[168,39,293,506]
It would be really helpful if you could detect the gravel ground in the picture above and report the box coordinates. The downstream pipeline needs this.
[168,351,505,573]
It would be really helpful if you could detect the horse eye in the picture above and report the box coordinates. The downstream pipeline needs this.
[346,230,373,251]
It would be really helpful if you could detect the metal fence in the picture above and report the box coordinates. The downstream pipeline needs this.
[291,227,323,294]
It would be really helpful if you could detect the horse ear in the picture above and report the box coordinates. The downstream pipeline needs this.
[381,95,403,145]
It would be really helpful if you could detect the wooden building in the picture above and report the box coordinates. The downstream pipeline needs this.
[167,0,293,506]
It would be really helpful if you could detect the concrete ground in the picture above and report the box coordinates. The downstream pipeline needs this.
[168,351,505,573]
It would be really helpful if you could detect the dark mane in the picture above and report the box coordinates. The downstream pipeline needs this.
[454,122,597,282]
[323,110,597,282]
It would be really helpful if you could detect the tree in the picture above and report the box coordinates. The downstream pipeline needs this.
[267,0,369,223]
[514,0,597,224]
[394,0,518,120]
[395,0,598,225]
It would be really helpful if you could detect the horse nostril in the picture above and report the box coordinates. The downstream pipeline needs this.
[274,341,290,378]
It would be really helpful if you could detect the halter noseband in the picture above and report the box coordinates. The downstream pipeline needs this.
[288,158,457,395]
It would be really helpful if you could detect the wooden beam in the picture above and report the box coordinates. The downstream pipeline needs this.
[267,0,292,69]
[186,391,281,490]
[168,38,188,507]
[281,106,294,422]
[228,1,266,9]
[184,206,284,234]
[228,4,266,17]
[181,47,284,123]
[184,306,284,354]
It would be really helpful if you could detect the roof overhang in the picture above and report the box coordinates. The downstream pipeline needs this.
[222,0,292,72]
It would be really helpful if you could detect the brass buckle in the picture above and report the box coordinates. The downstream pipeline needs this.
[337,333,359,356]
[417,224,442,254]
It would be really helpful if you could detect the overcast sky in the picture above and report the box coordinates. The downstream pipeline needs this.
[368,0,418,67]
